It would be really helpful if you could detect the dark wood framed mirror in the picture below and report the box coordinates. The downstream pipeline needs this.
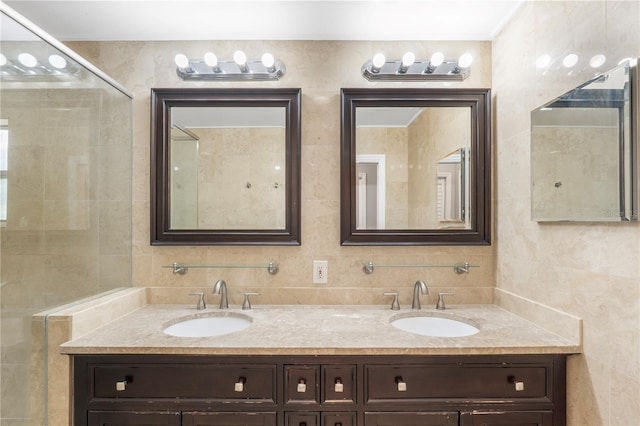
[340,88,491,245]
[151,88,301,245]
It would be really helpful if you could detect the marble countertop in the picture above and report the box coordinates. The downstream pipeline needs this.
[60,304,581,356]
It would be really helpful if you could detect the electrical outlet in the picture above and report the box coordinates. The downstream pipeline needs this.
[313,260,328,284]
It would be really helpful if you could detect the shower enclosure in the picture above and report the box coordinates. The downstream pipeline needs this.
[0,4,132,424]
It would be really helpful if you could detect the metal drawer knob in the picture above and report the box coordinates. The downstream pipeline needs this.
[297,379,307,393]
[334,378,344,393]
[395,376,407,392]
[115,380,127,391]
[234,377,246,392]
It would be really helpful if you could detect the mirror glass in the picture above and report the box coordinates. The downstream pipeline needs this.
[341,88,491,245]
[355,107,471,230]
[531,59,638,222]
[151,88,301,245]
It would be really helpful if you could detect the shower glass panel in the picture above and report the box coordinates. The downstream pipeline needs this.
[0,6,132,425]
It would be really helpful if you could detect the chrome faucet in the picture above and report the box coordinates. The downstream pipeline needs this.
[212,280,229,309]
[411,280,429,310]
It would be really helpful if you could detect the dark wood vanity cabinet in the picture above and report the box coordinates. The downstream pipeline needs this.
[72,354,566,426]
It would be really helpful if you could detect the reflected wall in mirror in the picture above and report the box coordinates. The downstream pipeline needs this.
[341,88,491,245]
[437,147,468,224]
[531,59,638,222]
[151,88,301,245]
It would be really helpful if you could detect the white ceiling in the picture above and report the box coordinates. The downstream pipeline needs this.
[3,0,524,41]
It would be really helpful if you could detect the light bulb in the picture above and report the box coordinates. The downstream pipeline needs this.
[0,53,6,67]
[372,53,386,69]
[562,54,578,68]
[535,54,551,69]
[261,52,275,69]
[458,53,473,68]
[18,53,37,68]
[174,53,189,69]
[430,52,444,67]
[401,51,416,67]
[204,52,218,68]
[233,50,247,66]
[48,54,67,69]
[589,54,606,68]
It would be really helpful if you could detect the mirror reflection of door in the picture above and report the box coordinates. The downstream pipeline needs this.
[436,148,466,224]
[356,154,386,229]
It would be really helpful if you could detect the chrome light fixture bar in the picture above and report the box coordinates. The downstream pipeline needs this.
[362,52,472,81]
[175,51,286,81]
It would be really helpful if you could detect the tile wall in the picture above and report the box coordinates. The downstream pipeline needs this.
[67,39,495,307]
[492,1,640,425]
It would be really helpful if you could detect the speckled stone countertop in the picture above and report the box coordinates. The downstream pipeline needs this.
[60,304,581,356]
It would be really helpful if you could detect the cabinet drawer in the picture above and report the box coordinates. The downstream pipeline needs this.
[285,365,320,404]
[365,365,547,401]
[322,365,356,404]
[93,364,276,401]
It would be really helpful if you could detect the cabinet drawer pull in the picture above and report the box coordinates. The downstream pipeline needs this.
[395,376,407,392]
[234,377,246,392]
[115,380,127,392]
[297,379,307,393]
[508,375,525,391]
[334,378,344,393]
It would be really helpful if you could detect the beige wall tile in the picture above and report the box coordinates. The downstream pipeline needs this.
[493,1,640,425]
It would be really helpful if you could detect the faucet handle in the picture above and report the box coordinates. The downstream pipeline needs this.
[436,292,454,310]
[242,292,259,310]
[188,292,206,310]
[383,292,400,310]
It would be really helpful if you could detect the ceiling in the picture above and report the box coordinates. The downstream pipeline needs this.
[3,0,524,41]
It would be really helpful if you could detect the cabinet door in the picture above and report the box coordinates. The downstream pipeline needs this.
[88,411,180,426]
[364,412,458,426]
[462,411,553,426]
[285,412,320,426]
[322,411,356,426]
[182,412,277,426]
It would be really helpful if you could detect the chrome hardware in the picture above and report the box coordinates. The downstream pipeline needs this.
[297,379,307,393]
[242,292,259,310]
[268,261,279,275]
[363,262,375,274]
[188,292,206,310]
[454,262,470,274]
[212,280,229,309]
[395,376,407,392]
[235,377,246,392]
[436,292,454,310]
[172,262,187,275]
[411,280,429,310]
[383,292,400,310]
[115,380,127,391]
[334,378,344,393]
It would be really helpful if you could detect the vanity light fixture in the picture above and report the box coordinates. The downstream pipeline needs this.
[0,51,79,78]
[174,50,286,81]
[362,51,473,81]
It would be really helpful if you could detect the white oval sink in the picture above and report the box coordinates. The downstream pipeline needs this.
[391,314,479,337]
[163,313,252,337]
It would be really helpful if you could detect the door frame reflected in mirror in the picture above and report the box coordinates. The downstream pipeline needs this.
[340,88,491,246]
[150,88,301,245]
